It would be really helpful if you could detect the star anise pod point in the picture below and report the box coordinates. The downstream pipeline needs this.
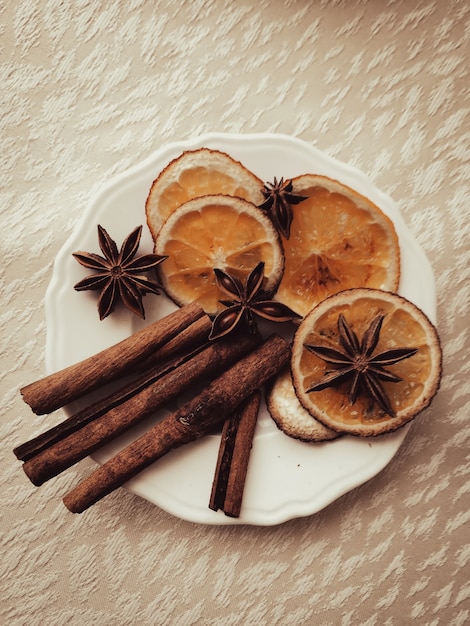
[209,261,302,340]
[73,224,166,320]
[305,313,418,417]
[258,177,308,239]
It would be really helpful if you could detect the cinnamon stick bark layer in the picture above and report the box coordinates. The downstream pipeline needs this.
[14,314,212,462]
[20,301,205,415]
[63,334,291,514]
[22,332,258,486]
[209,390,261,517]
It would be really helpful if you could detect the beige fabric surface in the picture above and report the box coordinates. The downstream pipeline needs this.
[2,1,469,624]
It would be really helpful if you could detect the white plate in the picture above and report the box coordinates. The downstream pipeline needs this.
[45,133,437,525]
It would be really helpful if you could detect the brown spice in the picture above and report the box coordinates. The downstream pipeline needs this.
[22,332,258,486]
[209,391,261,517]
[14,315,212,462]
[63,334,290,514]
[20,301,205,415]
[73,224,166,320]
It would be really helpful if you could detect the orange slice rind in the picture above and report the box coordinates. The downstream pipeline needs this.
[291,288,442,437]
[154,194,284,315]
[146,148,265,240]
[267,367,341,442]
[275,175,400,317]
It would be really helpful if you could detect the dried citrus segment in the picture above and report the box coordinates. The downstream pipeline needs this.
[267,367,340,443]
[155,195,284,315]
[291,289,442,437]
[146,148,265,239]
[275,175,400,317]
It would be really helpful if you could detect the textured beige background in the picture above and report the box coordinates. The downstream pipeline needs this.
[2,1,469,624]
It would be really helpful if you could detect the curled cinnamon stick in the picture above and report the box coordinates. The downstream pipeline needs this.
[14,315,211,462]
[63,334,290,514]
[22,332,258,486]
[209,390,261,517]
[20,301,205,415]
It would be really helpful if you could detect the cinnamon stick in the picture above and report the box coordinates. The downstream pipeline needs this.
[63,334,290,514]
[22,332,258,486]
[20,301,206,415]
[14,315,212,462]
[209,390,261,517]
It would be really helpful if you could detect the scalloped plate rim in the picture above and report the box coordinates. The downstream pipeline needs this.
[44,132,436,526]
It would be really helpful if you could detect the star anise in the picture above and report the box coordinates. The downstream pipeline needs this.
[73,225,167,320]
[305,313,418,416]
[258,177,308,239]
[209,261,301,340]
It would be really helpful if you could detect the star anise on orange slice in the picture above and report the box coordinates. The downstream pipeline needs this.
[73,225,167,320]
[209,261,301,340]
[258,177,308,239]
[305,313,418,416]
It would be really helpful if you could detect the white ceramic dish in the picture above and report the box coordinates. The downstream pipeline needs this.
[45,133,436,525]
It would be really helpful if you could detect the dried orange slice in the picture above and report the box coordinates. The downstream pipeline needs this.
[146,148,265,239]
[267,367,340,442]
[275,175,400,317]
[291,288,442,437]
[154,195,284,315]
